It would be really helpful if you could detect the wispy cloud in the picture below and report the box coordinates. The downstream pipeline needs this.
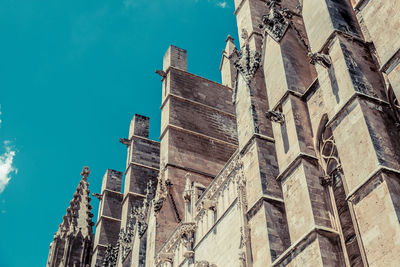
[216,1,228,8]
[0,141,17,194]
[194,0,229,8]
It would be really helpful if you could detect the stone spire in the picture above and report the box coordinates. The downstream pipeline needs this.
[46,167,94,267]
[224,35,237,57]
[220,34,238,88]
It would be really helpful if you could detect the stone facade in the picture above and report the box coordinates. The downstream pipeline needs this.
[47,0,400,266]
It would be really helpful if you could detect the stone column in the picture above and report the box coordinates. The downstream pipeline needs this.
[233,1,291,266]
[302,0,400,265]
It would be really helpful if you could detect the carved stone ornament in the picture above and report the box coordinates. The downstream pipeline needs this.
[266,110,285,124]
[183,173,193,203]
[119,138,130,146]
[183,251,195,259]
[308,52,331,69]
[240,28,249,40]
[119,208,136,262]
[153,197,165,213]
[259,5,290,42]
[195,261,217,267]
[202,199,216,210]
[157,252,174,263]
[154,170,168,213]
[102,243,119,267]
[387,84,400,124]
[179,222,196,252]
[80,166,90,179]
[234,44,261,84]
[238,251,247,267]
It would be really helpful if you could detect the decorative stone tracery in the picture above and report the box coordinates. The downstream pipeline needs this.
[315,114,363,266]
[387,84,400,124]
[315,114,341,186]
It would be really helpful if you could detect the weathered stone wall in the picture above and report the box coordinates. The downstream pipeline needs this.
[91,169,123,267]
[85,1,400,266]
[118,115,160,267]
[153,45,238,259]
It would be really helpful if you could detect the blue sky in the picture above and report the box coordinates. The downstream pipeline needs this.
[0,0,238,266]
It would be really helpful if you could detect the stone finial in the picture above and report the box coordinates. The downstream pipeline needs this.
[225,34,234,43]
[81,166,90,179]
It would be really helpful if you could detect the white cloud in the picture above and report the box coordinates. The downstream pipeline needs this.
[217,1,227,8]
[0,141,17,194]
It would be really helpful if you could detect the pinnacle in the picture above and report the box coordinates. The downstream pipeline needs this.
[55,167,94,239]
[224,35,237,57]
[225,34,234,43]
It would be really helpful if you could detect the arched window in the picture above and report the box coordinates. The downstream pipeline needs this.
[387,84,400,124]
[315,114,364,267]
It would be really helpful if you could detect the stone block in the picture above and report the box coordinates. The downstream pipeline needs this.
[101,169,123,193]
[352,171,400,266]
[129,114,150,139]
[163,45,187,71]
[272,95,315,172]
[303,0,361,52]
[359,0,400,66]
[281,159,331,242]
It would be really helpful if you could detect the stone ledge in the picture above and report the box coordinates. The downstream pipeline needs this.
[271,226,339,267]
[347,165,400,202]
[160,93,236,118]
[275,153,318,182]
[246,195,285,221]
[125,161,159,175]
[159,124,238,148]
[326,92,390,129]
